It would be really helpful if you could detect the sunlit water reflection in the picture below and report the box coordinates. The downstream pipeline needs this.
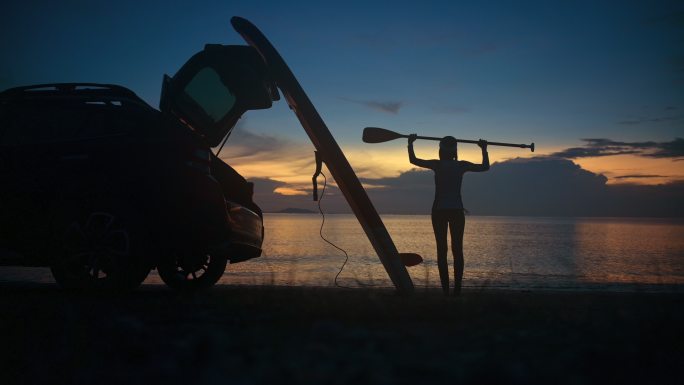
[222,214,684,291]
[3,214,683,291]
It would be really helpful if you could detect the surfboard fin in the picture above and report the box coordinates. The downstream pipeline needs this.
[399,253,423,267]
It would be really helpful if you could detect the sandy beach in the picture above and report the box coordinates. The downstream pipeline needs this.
[1,282,682,385]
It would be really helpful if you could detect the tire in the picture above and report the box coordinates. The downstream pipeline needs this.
[157,253,227,291]
[50,206,151,291]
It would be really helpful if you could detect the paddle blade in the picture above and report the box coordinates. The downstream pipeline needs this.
[363,127,405,143]
[399,253,423,267]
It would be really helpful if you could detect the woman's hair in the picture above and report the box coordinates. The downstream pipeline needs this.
[439,136,458,160]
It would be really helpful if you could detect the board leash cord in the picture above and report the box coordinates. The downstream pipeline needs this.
[316,172,380,289]
[316,172,353,289]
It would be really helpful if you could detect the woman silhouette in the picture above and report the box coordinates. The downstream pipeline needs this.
[408,134,489,295]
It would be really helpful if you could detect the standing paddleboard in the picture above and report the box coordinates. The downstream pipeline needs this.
[231,17,415,292]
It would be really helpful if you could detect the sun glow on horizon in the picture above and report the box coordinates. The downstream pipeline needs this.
[575,155,684,185]
[222,139,683,197]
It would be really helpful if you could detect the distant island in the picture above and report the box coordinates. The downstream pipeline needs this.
[275,208,317,214]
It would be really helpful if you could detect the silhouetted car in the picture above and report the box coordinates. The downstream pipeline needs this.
[0,82,265,290]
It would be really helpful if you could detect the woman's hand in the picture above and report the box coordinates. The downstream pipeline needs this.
[477,139,488,150]
[408,134,418,145]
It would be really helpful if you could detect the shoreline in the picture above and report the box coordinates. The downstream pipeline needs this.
[2,266,684,294]
[263,212,684,221]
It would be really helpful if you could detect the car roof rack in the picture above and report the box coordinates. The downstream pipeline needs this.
[0,83,147,104]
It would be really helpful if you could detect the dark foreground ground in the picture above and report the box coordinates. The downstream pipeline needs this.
[1,283,682,385]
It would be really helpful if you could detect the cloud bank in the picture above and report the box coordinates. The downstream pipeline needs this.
[340,97,403,114]
[548,138,684,160]
[248,158,684,217]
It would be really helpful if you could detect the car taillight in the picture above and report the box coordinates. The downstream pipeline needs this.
[186,147,211,174]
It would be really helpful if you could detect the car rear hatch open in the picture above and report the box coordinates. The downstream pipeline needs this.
[159,45,279,147]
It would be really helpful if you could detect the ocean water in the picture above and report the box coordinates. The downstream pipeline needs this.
[220,214,684,291]
[3,214,684,292]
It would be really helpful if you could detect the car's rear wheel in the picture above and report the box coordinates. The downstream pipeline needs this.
[50,208,151,291]
[157,253,227,291]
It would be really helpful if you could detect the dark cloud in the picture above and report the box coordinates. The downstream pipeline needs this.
[250,176,351,214]
[340,97,403,114]
[219,124,289,160]
[252,158,684,217]
[250,177,337,214]
[649,138,684,158]
[582,138,652,148]
[218,125,313,175]
[365,101,403,114]
[250,177,286,195]
[249,177,287,212]
[614,174,667,179]
[548,138,684,159]
[459,158,611,216]
[547,146,639,158]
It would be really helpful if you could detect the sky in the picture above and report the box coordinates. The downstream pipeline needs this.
[2,0,683,214]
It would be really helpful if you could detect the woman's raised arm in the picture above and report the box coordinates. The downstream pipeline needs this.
[408,134,437,169]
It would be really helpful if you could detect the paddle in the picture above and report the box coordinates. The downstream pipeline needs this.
[363,126,535,152]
